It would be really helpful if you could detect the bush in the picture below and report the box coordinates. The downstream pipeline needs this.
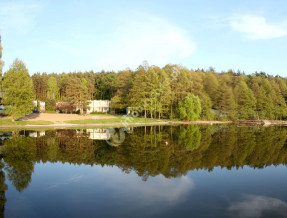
[56,101,74,113]
[46,99,56,111]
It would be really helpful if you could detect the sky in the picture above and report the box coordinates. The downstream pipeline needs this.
[0,0,287,77]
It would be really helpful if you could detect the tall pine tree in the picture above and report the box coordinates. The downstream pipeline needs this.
[3,59,34,121]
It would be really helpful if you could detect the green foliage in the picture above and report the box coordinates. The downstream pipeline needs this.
[111,95,124,111]
[4,136,36,192]
[111,70,133,111]
[204,73,219,106]
[129,65,159,118]
[46,98,56,111]
[178,94,201,121]
[47,76,59,101]
[66,77,90,114]
[19,62,287,120]
[94,71,118,100]
[178,125,201,150]
[199,93,216,120]
[47,137,58,160]
[32,72,48,101]
[0,37,4,88]
[0,119,53,125]
[65,116,170,124]
[2,59,34,121]
[216,83,236,119]
[234,80,256,119]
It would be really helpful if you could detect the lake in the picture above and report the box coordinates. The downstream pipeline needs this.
[1,125,287,218]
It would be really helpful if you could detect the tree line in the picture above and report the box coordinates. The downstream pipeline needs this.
[1,38,287,120]
[30,63,287,120]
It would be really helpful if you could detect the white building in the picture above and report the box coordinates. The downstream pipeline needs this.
[87,100,111,114]
[33,100,45,112]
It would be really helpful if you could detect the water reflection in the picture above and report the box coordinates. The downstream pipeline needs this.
[0,125,287,217]
[228,195,287,218]
[0,160,7,218]
[86,128,111,140]
[1,126,287,184]
[4,136,35,192]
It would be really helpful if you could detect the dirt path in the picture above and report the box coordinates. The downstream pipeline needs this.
[19,113,117,123]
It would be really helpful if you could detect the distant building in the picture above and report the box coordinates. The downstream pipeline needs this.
[87,100,111,114]
[33,100,45,112]
[39,102,45,112]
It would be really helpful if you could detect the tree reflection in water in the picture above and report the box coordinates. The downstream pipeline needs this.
[0,159,7,218]
[1,125,287,194]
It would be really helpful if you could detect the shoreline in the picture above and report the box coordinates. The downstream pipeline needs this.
[1,120,287,129]
[0,120,232,129]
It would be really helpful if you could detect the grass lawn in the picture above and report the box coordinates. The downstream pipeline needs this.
[0,119,54,126]
[65,116,174,124]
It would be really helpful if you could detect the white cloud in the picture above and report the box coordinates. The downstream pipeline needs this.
[228,195,287,217]
[100,166,194,204]
[0,0,43,33]
[230,15,287,39]
[95,15,196,71]
[95,165,194,216]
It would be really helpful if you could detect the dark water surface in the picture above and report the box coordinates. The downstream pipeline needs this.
[1,125,287,218]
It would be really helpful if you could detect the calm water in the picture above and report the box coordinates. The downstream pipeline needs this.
[1,125,287,218]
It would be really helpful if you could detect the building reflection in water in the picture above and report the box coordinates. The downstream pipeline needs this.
[87,129,111,140]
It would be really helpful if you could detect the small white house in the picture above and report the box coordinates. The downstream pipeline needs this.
[33,101,45,112]
[87,100,111,114]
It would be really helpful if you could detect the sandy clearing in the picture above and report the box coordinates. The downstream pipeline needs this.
[19,113,117,123]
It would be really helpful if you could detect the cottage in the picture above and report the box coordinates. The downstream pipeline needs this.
[33,100,46,112]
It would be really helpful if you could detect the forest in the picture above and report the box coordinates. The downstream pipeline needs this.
[29,63,287,120]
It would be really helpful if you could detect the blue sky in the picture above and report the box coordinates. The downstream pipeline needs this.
[0,0,287,76]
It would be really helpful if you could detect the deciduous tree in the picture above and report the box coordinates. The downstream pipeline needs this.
[178,94,201,121]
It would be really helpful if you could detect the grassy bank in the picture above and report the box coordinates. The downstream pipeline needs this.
[0,119,54,126]
[1,113,286,128]
[65,116,177,124]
